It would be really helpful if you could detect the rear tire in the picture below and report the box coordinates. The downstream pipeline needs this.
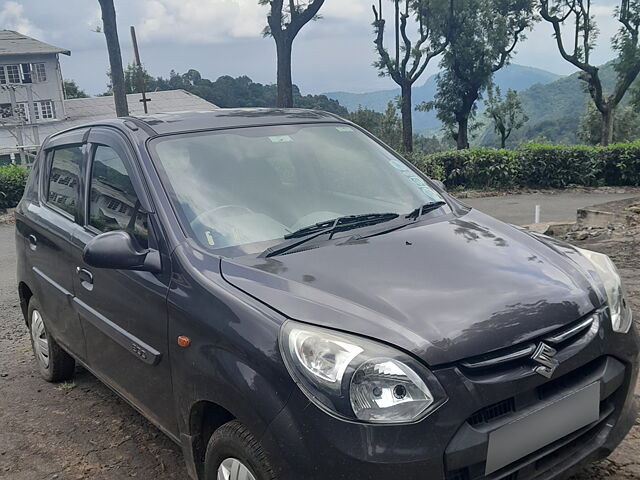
[204,420,276,480]
[28,298,75,382]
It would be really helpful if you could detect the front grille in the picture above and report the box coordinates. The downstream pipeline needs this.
[445,356,627,480]
[468,398,515,426]
[459,311,599,374]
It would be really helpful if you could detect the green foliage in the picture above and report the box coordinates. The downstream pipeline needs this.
[349,101,451,154]
[485,86,528,148]
[517,143,598,188]
[0,165,29,209]
[63,79,88,99]
[579,102,640,145]
[421,0,536,149]
[118,68,348,116]
[407,141,640,189]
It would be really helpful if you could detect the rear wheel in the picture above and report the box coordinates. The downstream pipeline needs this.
[28,298,75,382]
[204,421,276,480]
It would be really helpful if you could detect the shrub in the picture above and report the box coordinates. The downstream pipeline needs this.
[516,143,599,188]
[598,140,640,186]
[407,149,518,189]
[0,164,29,210]
[403,152,444,181]
[406,141,640,190]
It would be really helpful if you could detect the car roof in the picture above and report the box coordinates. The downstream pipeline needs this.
[65,108,346,137]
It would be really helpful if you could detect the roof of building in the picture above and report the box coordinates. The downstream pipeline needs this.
[65,89,218,120]
[129,108,342,135]
[0,90,218,153]
[0,30,71,56]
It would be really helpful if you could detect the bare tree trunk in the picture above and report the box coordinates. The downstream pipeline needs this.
[457,115,470,150]
[275,39,294,108]
[600,107,615,146]
[98,0,128,117]
[400,84,413,152]
[500,128,507,149]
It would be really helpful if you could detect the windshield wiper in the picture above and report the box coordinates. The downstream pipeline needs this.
[341,201,448,244]
[406,201,447,220]
[260,212,399,258]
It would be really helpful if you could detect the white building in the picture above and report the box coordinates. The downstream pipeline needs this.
[0,30,218,164]
[0,30,69,153]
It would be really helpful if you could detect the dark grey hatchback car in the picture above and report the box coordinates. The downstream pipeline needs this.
[16,109,639,480]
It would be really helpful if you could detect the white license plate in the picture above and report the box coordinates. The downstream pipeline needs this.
[485,382,601,475]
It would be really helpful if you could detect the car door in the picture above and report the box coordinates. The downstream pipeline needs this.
[69,127,177,437]
[18,130,89,360]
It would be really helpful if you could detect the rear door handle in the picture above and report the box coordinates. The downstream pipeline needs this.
[76,267,94,290]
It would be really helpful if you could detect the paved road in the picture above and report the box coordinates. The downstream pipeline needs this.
[464,192,639,225]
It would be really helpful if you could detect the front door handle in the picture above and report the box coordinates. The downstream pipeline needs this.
[28,234,37,250]
[76,267,94,290]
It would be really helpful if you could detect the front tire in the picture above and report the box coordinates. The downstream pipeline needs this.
[28,298,75,382]
[204,421,276,480]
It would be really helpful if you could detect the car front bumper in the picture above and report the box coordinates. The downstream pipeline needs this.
[260,315,639,480]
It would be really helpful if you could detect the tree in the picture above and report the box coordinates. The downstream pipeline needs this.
[98,0,128,116]
[63,79,88,99]
[372,0,449,152]
[260,0,325,108]
[540,0,640,146]
[349,101,403,149]
[485,86,529,148]
[420,0,535,150]
[578,101,640,144]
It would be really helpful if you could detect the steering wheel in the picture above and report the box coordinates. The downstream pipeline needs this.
[190,205,254,228]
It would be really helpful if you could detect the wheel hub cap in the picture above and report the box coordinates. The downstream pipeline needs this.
[31,310,49,369]
[217,458,256,480]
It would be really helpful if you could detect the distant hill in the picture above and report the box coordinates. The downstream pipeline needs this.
[480,61,634,146]
[324,64,560,133]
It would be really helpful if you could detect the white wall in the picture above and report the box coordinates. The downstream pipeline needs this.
[0,53,66,120]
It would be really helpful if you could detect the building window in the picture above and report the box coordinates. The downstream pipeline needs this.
[32,63,46,83]
[5,65,20,84]
[20,64,32,83]
[38,100,55,119]
[0,63,47,84]
[15,103,29,122]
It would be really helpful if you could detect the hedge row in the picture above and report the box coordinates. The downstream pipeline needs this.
[405,141,640,189]
[0,164,29,210]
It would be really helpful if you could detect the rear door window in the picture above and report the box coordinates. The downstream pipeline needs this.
[88,145,149,249]
[47,145,83,217]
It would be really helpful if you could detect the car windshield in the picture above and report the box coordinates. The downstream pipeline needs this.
[149,123,446,255]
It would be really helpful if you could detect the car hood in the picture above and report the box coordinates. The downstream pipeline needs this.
[221,209,603,366]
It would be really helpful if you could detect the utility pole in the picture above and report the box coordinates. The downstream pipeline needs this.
[7,86,26,165]
[130,26,150,114]
[25,84,39,145]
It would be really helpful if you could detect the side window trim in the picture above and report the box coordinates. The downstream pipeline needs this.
[86,128,154,214]
[84,141,153,250]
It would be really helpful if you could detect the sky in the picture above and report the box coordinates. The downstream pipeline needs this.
[0,0,625,96]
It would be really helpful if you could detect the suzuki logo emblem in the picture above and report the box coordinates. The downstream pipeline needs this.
[531,342,559,378]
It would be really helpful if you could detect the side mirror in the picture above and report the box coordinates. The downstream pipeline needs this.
[432,179,446,191]
[83,231,161,273]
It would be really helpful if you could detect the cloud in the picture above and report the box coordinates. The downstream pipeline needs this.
[0,0,44,38]
[137,0,268,44]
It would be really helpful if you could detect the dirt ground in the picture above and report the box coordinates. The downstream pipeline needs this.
[0,217,638,479]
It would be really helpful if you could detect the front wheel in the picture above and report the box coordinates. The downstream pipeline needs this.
[28,298,75,382]
[204,421,276,480]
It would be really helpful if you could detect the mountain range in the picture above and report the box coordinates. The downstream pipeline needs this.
[324,63,636,145]
[324,64,560,135]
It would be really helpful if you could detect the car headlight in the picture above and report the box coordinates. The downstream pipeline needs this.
[280,321,446,424]
[576,247,632,333]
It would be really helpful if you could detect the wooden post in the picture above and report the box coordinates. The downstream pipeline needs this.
[130,26,150,114]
